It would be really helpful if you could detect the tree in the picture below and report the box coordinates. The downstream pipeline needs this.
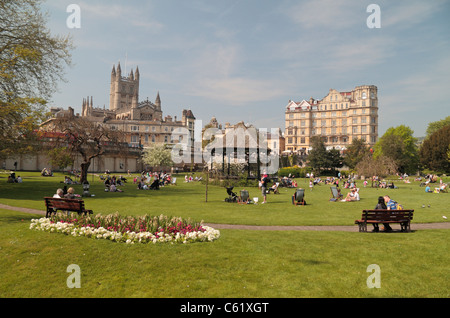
[307,136,328,174]
[48,117,128,183]
[326,148,344,173]
[425,116,450,137]
[47,146,74,171]
[141,144,173,170]
[343,138,370,169]
[355,153,398,181]
[373,125,419,174]
[0,0,73,158]
[419,125,450,173]
[307,136,343,174]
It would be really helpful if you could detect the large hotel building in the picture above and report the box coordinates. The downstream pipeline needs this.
[284,85,378,155]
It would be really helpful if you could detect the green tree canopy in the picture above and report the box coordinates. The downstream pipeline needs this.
[419,125,450,173]
[425,116,450,138]
[373,125,419,174]
[343,138,370,169]
[307,136,343,174]
[0,0,73,159]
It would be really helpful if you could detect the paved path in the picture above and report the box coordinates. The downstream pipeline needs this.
[1,203,449,231]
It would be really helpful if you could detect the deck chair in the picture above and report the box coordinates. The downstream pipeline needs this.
[238,190,250,204]
[292,188,306,205]
[329,186,343,201]
[171,177,177,185]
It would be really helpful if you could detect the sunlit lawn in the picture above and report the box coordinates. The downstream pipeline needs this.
[0,171,449,298]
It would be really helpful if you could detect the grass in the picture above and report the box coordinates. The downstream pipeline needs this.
[0,171,449,298]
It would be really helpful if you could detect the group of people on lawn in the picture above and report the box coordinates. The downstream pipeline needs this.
[135,171,175,190]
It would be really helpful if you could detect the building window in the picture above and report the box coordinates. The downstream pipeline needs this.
[361,126,367,133]
[152,126,156,132]
[362,92,367,99]
[352,127,358,134]
[164,135,168,143]
[152,135,155,142]
[288,137,292,144]
[300,137,305,144]
[131,126,139,131]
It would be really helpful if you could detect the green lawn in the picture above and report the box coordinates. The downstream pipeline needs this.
[0,171,449,298]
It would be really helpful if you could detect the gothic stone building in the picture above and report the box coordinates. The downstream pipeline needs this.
[79,62,195,147]
[284,85,378,155]
[36,62,196,172]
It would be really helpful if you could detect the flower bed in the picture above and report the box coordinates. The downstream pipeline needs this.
[30,212,220,244]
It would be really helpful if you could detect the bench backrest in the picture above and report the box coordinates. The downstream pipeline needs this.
[361,209,414,221]
[45,197,84,212]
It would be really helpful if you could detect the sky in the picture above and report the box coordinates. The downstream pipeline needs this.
[42,0,450,137]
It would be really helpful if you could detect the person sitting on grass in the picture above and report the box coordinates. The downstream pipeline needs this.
[344,188,360,201]
[109,184,123,192]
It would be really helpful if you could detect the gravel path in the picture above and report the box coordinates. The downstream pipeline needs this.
[1,203,449,232]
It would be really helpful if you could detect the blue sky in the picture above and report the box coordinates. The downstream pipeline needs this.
[43,0,450,137]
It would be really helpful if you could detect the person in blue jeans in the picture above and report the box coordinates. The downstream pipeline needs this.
[382,195,397,232]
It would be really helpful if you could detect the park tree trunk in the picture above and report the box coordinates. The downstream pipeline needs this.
[80,161,91,184]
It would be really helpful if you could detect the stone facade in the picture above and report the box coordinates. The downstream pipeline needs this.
[284,85,378,154]
[46,62,196,149]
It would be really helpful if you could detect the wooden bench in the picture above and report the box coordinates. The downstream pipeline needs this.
[355,209,414,232]
[44,197,93,218]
